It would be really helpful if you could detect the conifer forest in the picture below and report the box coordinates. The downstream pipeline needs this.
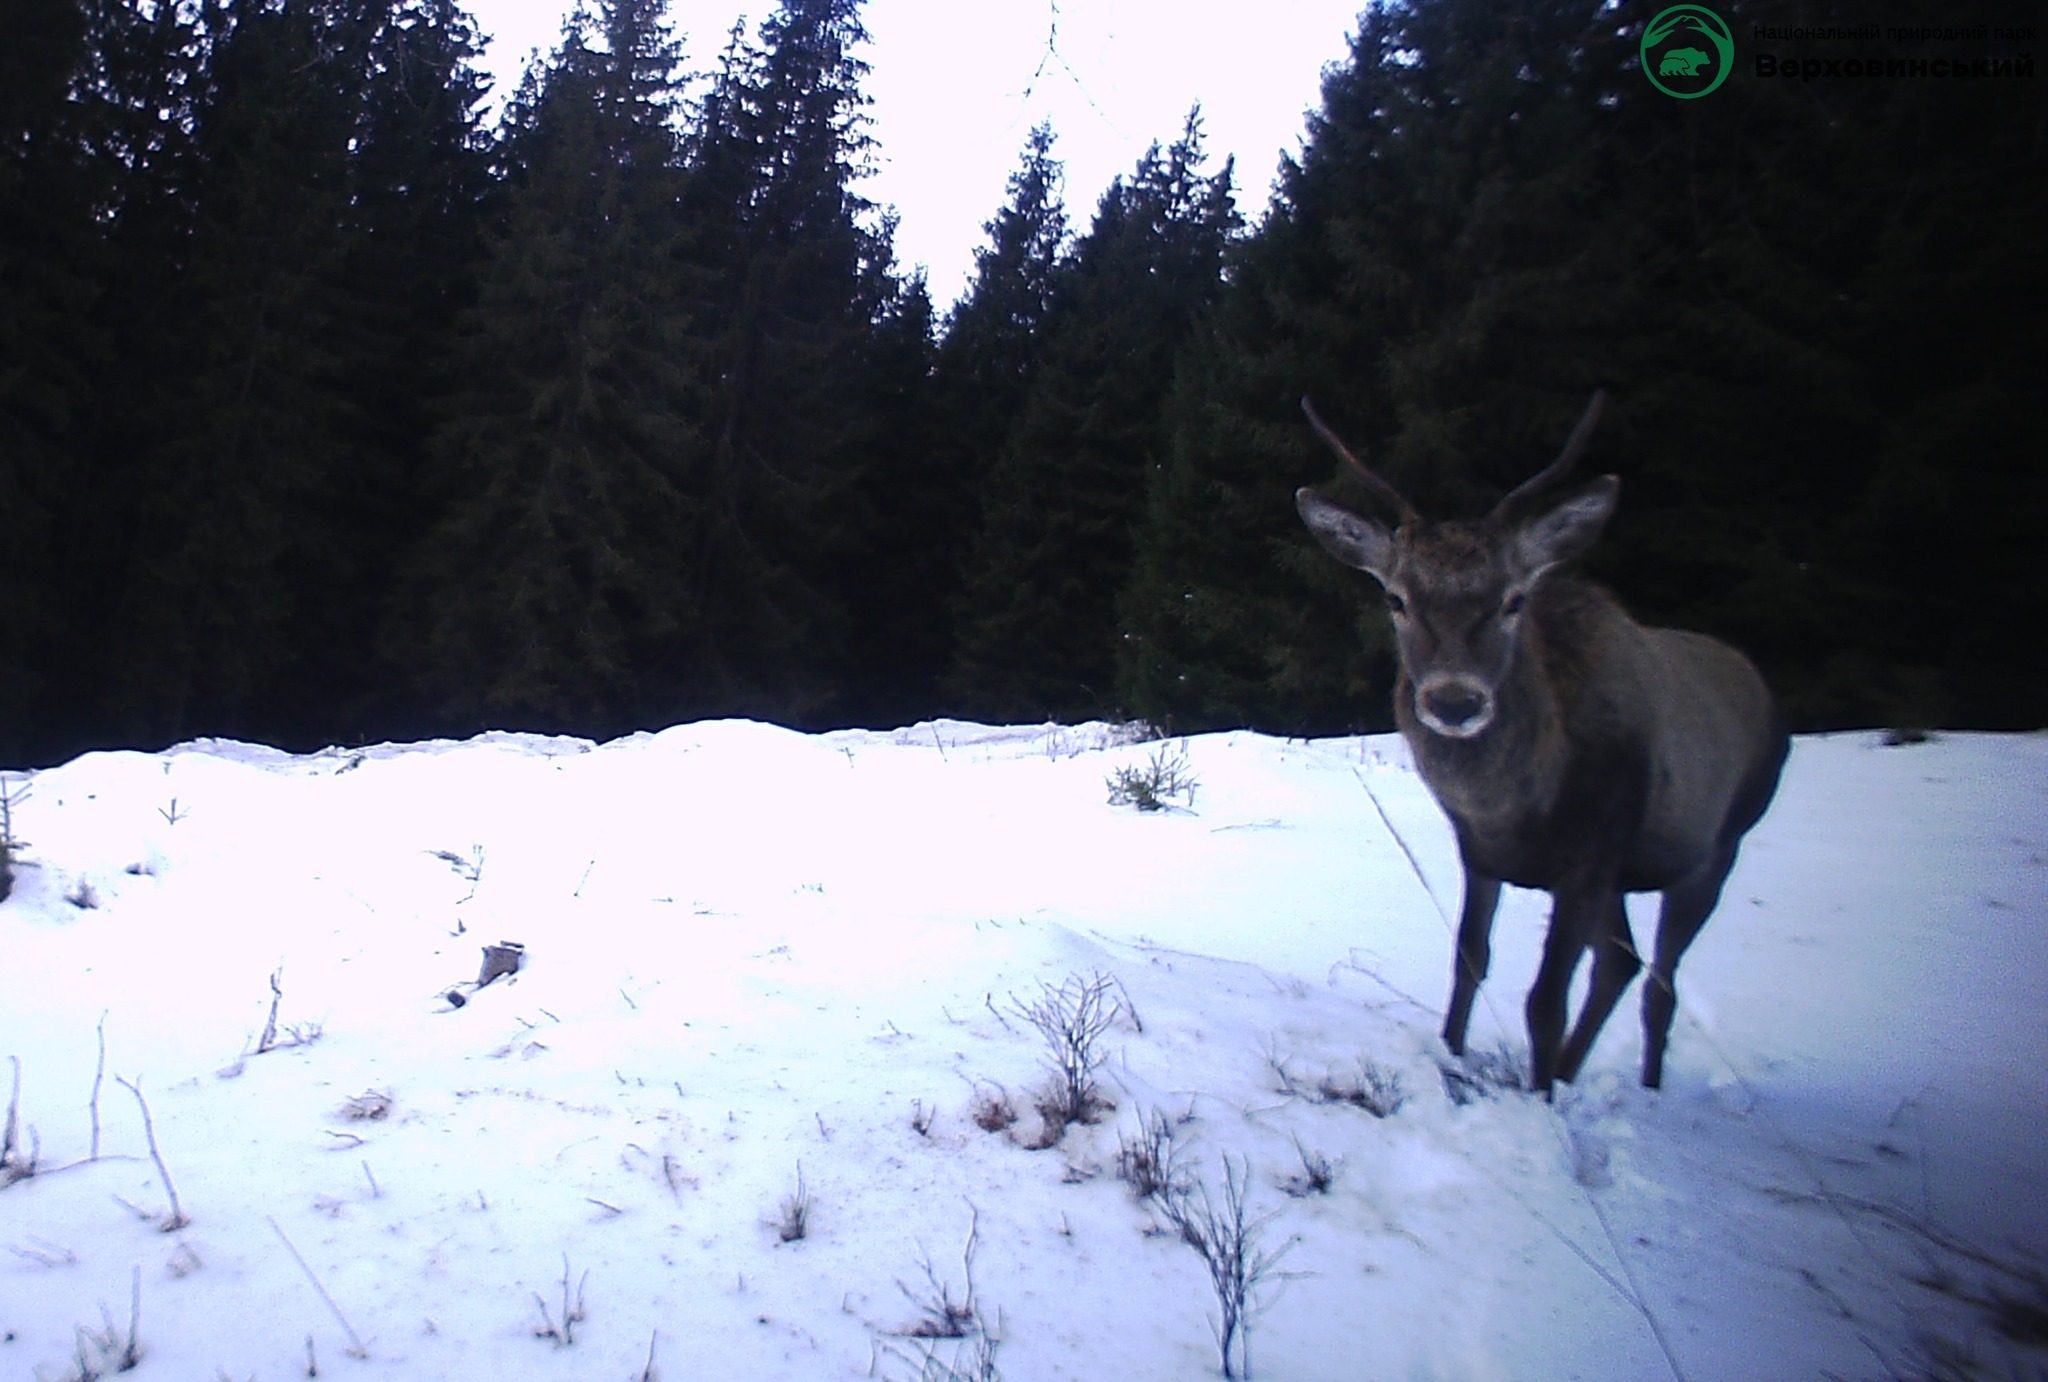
[2,0,2041,767]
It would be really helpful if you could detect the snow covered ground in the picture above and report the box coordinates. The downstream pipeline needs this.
[1,721,2043,1381]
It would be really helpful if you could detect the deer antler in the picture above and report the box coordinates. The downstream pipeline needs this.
[1491,390,1609,521]
[1301,397,1419,527]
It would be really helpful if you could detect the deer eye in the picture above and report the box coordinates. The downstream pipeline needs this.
[1384,591,1408,616]
[1500,592,1527,619]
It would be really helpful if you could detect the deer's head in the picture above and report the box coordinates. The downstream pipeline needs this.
[1296,393,1617,739]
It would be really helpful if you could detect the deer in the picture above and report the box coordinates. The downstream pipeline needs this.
[1295,392,1788,1096]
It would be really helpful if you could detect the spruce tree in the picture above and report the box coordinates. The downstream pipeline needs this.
[0,0,103,761]
[949,111,1236,722]
[933,121,1067,493]
[669,0,919,724]
[397,0,703,736]
[314,0,495,737]
[910,126,1066,712]
[97,0,393,745]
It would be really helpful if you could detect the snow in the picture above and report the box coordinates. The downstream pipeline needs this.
[2,722,2044,1381]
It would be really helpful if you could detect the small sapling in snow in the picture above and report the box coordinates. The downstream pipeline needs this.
[1105,741,1198,812]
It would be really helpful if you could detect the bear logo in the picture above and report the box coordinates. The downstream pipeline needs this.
[1658,47,1712,77]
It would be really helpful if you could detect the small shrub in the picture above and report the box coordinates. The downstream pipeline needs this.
[970,1088,1018,1134]
[1269,1052,1406,1117]
[1116,1108,1186,1203]
[777,1163,811,1242]
[885,1211,1000,1382]
[1320,1060,1405,1118]
[1105,742,1198,812]
[1279,1138,1337,1198]
[1159,1156,1294,1380]
[1440,1043,1527,1106]
[899,1215,982,1339]
[1011,973,1124,1136]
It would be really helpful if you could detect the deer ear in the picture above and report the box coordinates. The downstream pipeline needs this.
[1297,487,1396,582]
[1513,476,1619,577]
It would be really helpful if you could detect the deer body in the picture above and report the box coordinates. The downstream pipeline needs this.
[1297,395,1787,1094]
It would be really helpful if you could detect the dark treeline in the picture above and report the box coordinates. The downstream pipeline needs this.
[2,0,2041,767]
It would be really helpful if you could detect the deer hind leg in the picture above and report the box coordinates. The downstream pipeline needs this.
[1555,892,1640,1086]
[1641,844,1738,1088]
[1441,871,1503,1057]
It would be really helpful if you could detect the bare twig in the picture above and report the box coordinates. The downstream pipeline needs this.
[258,966,284,1053]
[114,1074,186,1229]
[778,1163,811,1242]
[90,1013,106,1159]
[8,1236,77,1267]
[897,1206,983,1339]
[1,1054,32,1185]
[531,1253,588,1345]
[124,1263,142,1368]
[268,1215,368,1358]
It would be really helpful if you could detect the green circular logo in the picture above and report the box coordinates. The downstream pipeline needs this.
[1641,4,1734,99]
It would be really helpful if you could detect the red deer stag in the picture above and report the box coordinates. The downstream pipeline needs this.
[1296,393,1788,1094]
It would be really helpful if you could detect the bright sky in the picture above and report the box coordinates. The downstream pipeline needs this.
[461,0,1368,309]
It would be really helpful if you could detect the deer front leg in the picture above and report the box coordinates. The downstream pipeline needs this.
[1555,891,1640,1086]
[1525,886,1608,1096]
[1441,870,1503,1057]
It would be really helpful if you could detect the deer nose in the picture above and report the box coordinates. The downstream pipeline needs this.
[1423,684,1490,730]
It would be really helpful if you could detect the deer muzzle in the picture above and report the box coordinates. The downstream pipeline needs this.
[1416,676,1495,738]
